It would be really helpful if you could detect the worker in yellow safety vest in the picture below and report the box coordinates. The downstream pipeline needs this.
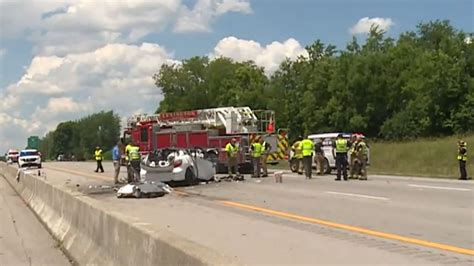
[94,146,104,173]
[124,142,132,162]
[250,139,263,178]
[300,137,314,179]
[225,138,240,178]
[348,135,359,179]
[355,136,368,180]
[332,134,350,181]
[458,141,468,180]
[125,141,141,183]
[291,137,303,175]
[261,138,271,177]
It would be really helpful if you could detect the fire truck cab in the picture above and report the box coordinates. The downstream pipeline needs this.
[123,106,289,174]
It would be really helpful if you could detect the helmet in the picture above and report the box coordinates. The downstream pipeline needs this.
[337,133,343,138]
[96,146,100,149]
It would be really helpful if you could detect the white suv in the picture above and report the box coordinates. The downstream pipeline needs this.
[309,133,370,173]
[289,132,370,174]
[18,149,42,168]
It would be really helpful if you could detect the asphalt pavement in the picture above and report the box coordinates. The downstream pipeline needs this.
[0,171,71,266]
[12,161,474,265]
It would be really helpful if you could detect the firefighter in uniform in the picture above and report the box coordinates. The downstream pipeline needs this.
[261,138,271,177]
[225,138,240,179]
[458,141,468,180]
[124,142,133,182]
[300,137,314,179]
[348,135,359,179]
[333,134,349,181]
[314,139,325,175]
[250,139,263,178]
[356,136,368,180]
[94,146,104,173]
[291,137,303,175]
[126,142,141,183]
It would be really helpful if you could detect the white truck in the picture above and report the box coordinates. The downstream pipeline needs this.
[289,132,370,174]
[6,149,19,164]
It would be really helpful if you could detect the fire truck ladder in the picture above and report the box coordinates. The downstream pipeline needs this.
[126,113,160,127]
[158,106,260,134]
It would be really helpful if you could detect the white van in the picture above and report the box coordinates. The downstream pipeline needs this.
[289,132,370,174]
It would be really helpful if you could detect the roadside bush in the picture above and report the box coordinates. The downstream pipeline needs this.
[102,150,113,161]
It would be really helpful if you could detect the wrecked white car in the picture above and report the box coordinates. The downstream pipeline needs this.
[140,148,217,185]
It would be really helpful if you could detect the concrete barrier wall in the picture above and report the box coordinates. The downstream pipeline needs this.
[0,163,237,266]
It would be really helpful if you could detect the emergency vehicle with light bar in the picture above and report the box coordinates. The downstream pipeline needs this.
[122,106,289,173]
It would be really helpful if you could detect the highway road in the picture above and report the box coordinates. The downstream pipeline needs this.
[16,162,474,265]
[0,171,71,266]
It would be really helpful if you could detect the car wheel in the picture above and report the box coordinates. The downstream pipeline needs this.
[289,159,297,173]
[324,159,331,174]
[38,164,42,169]
[185,167,196,185]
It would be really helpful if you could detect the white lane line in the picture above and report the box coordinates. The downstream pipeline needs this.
[325,191,389,201]
[408,184,471,191]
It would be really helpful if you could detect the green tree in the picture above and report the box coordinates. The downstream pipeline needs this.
[152,20,473,141]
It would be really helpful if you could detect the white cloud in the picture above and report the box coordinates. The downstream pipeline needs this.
[174,0,252,33]
[35,0,181,55]
[0,0,70,38]
[211,36,308,74]
[37,97,90,116]
[1,0,251,55]
[0,93,19,112]
[350,17,395,35]
[0,112,42,152]
[0,42,178,153]
[0,48,6,58]
[0,35,309,152]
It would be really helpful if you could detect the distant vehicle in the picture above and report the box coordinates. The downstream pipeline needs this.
[6,149,19,164]
[289,132,370,174]
[140,148,216,185]
[56,153,75,161]
[18,149,42,168]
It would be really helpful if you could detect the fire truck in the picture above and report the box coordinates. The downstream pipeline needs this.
[122,106,289,173]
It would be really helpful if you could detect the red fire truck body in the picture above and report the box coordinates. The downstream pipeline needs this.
[123,107,289,173]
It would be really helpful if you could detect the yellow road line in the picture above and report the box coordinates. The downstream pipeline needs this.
[45,164,474,256]
[219,200,474,256]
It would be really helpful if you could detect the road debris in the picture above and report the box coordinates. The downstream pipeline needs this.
[274,171,283,183]
[117,181,172,199]
[214,175,244,182]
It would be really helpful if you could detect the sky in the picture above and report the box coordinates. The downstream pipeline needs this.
[0,0,472,152]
